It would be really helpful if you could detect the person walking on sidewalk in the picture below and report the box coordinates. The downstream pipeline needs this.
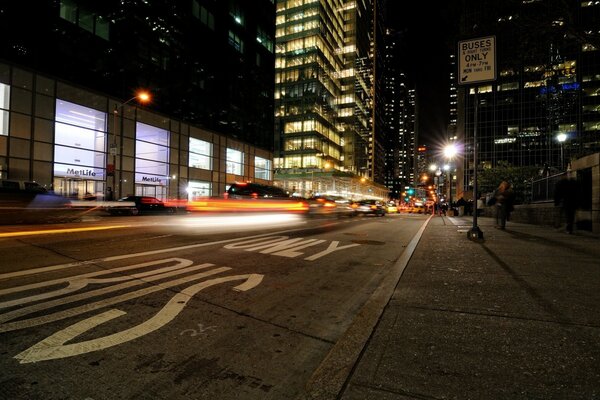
[554,173,580,234]
[493,180,515,229]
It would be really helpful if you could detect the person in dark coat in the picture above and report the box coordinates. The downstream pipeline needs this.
[554,174,579,234]
[493,181,515,229]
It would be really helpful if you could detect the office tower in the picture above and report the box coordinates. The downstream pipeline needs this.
[273,0,388,199]
[457,0,600,196]
[0,1,276,199]
[382,29,416,199]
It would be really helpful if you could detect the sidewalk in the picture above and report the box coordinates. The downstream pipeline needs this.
[341,215,600,399]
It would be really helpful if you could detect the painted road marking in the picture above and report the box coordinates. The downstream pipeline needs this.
[0,261,224,333]
[14,273,263,363]
[0,257,194,306]
[0,228,314,281]
[223,236,360,260]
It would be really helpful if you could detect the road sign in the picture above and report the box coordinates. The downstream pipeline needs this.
[458,36,496,85]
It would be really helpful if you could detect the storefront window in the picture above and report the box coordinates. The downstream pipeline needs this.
[226,148,243,175]
[0,83,9,136]
[135,122,170,185]
[53,99,106,179]
[255,156,271,180]
[187,180,211,200]
[189,137,212,170]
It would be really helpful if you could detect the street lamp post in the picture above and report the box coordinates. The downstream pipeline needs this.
[109,91,151,199]
[557,133,567,170]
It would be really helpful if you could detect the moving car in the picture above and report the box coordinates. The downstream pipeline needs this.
[188,182,308,213]
[306,195,355,218]
[226,182,291,199]
[107,196,177,215]
[385,201,398,214]
[353,199,386,217]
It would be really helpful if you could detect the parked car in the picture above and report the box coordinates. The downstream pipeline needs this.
[107,196,176,215]
[353,199,386,217]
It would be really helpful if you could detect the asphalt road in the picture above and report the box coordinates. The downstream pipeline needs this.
[0,212,429,400]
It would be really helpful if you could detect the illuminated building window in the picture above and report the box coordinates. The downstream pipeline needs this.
[226,148,244,175]
[0,83,8,136]
[192,1,215,30]
[188,181,211,200]
[59,0,109,40]
[229,2,245,26]
[255,157,271,180]
[257,26,274,52]
[228,31,244,53]
[189,137,212,170]
[135,122,170,186]
[53,99,107,180]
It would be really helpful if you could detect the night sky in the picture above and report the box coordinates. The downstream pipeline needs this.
[386,2,460,145]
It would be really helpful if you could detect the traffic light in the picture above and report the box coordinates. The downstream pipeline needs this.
[407,188,415,196]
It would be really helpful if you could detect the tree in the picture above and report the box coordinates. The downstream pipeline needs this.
[478,162,540,204]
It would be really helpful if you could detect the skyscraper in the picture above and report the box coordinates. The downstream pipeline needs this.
[273,0,388,199]
[457,0,600,198]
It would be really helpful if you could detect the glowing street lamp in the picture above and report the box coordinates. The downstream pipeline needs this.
[109,90,151,199]
[557,133,567,169]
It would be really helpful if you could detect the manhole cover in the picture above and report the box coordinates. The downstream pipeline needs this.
[351,240,385,245]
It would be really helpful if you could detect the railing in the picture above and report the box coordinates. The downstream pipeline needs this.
[529,172,565,203]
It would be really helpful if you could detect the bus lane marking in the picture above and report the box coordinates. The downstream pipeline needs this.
[14,273,263,364]
[223,236,360,260]
[0,257,194,307]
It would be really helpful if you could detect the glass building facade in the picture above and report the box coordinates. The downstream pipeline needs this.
[273,0,387,198]
[457,0,600,197]
[0,0,276,151]
[0,63,273,201]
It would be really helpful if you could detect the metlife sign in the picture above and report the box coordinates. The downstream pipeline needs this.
[458,36,496,85]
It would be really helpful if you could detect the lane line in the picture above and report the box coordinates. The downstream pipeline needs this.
[0,226,325,281]
[0,225,131,238]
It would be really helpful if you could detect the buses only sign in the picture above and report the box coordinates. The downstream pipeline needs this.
[458,36,496,85]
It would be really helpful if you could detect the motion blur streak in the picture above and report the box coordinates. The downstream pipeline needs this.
[181,213,306,233]
[187,198,309,213]
[0,225,132,238]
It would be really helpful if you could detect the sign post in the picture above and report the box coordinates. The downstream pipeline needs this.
[458,36,496,241]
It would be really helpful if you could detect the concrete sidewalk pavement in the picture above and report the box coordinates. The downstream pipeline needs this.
[341,215,600,399]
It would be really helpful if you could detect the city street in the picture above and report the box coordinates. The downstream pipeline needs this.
[0,212,428,399]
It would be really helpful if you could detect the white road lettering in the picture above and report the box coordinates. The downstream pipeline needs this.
[304,241,360,261]
[224,236,358,260]
[0,263,227,333]
[14,273,263,363]
[234,237,326,257]
[0,258,194,307]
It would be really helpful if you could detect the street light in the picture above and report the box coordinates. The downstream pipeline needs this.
[557,133,567,170]
[442,143,458,211]
[109,90,151,199]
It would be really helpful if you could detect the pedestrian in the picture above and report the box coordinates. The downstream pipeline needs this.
[493,181,515,229]
[554,173,579,234]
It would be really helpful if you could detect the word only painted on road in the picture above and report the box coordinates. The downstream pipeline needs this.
[0,258,263,364]
[223,236,360,260]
